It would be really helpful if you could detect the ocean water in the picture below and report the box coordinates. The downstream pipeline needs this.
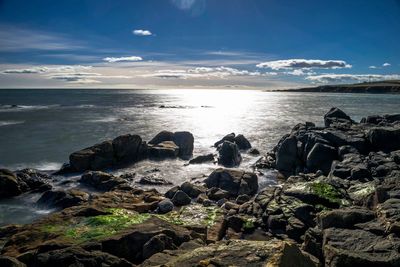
[0,89,400,225]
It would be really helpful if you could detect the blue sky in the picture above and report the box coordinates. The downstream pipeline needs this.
[0,0,399,88]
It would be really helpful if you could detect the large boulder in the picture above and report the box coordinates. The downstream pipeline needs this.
[37,189,89,209]
[148,131,175,145]
[69,141,114,172]
[218,141,242,167]
[276,135,298,176]
[234,134,252,150]
[324,107,353,127]
[149,131,194,158]
[0,169,21,199]
[148,141,179,159]
[306,143,337,175]
[79,171,127,191]
[112,134,145,163]
[205,168,258,198]
[367,127,400,152]
[318,208,375,229]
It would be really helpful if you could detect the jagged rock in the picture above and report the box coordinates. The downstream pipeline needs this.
[79,171,127,191]
[275,135,298,176]
[37,190,89,209]
[188,154,214,164]
[234,134,252,150]
[205,169,258,198]
[306,143,337,175]
[324,107,353,127]
[217,141,242,167]
[148,141,179,159]
[171,190,191,206]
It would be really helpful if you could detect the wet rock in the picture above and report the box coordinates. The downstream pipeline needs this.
[149,131,194,158]
[180,182,206,198]
[69,140,114,172]
[148,130,175,145]
[275,135,298,176]
[188,154,214,164]
[207,187,230,201]
[367,127,400,152]
[148,141,179,159]
[318,208,375,229]
[205,168,258,198]
[234,134,252,150]
[112,134,144,163]
[214,133,235,147]
[306,143,337,175]
[79,171,127,191]
[142,233,176,260]
[165,186,180,199]
[37,189,89,209]
[217,141,242,167]
[0,169,21,198]
[158,199,174,214]
[324,107,353,127]
[34,246,132,267]
[138,176,172,185]
[248,148,260,155]
[171,190,191,206]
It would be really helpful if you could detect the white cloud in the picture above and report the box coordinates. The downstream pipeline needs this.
[369,66,377,69]
[103,56,143,63]
[171,0,197,10]
[383,62,391,67]
[48,72,131,84]
[256,59,352,70]
[283,69,316,76]
[2,65,92,74]
[305,73,400,84]
[141,66,262,79]
[133,29,152,36]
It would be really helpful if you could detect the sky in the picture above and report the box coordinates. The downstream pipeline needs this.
[0,0,399,89]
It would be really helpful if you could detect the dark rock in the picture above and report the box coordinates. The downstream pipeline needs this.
[0,169,21,198]
[165,186,180,199]
[37,189,89,209]
[214,133,235,147]
[248,148,260,155]
[0,256,26,267]
[338,145,359,157]
[188,154,214,164]
[367,127,400,152]
[112,134,144,163]
[205,168,258,198]
[236,194,251,204]
[234,134,252,150]
[148,141,179,159]
[324,107,352,127]
[180,182,206,198]
[207,187,230,201]
[217,141,242,167]
[142,233,175,260]
[350,165,371,181]
[157,199,174,214]
[69,141,114,172]
[15,169,52,193]
[172,131,194,158]
[53,163,75,175]
[148,130,174,145]
[171,190,191,206]
[138,176,172,185]
[79,171,127,191]
[306,143,337,175]
[318,208,375,229]
[275,135,298,176]
[303,228,323,261]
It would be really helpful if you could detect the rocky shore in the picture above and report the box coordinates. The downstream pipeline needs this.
[1,107,400,266]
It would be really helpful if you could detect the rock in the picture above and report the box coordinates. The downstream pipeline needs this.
[37,189,89,209]
[322,228,400,266]
[0,256,26,267]
[188,154,214,164]
[138,176,172,185]
[171,190,191,206]
[248,148,260,155]
[207,187,230,201]
[148,141,179,159]
[214,133,235,147]
[165,186,180,199]
[34,246,132,267]
[324,107,352,126]
[205,169,258,198]
[367,127,400,152]
[148,130,175,145]
[318,208,375,229]
[0,169,21,198]
[112,134,144,163]
[172,131,194,158]
[142,233,175,260]
[158,199,174,214]
[236,194,251,204]
[79,171,127,191]
[180,182,206,198]
[142,239,318,267]
[234,134,252,150]
[217,141,242,167]
[69,141,114,171]
[306,143,337,175]
[275,135,298,176]
[15,169,52,193]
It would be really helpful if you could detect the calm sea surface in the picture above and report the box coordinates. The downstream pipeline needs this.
[0,89,399,225]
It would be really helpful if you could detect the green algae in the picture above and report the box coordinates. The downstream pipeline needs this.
[243,217,257,229]
[309,182,341,204]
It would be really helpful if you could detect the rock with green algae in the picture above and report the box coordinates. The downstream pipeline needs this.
[141,239,319,267]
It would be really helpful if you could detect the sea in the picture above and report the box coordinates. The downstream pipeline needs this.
[0,89,399,225]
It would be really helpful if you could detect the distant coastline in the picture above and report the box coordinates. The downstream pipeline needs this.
[272,80,400,94]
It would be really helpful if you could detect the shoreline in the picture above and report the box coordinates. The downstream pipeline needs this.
[0,107,400,266]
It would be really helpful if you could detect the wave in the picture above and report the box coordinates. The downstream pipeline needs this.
[0,120,24,127]
[1,162,63,171]
[88,116,125,123]
[0,104,60,112]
